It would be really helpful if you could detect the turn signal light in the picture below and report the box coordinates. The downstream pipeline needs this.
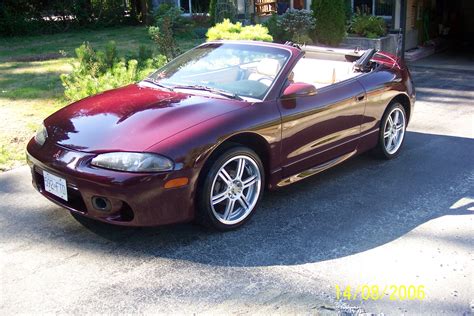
[164,177,189,189]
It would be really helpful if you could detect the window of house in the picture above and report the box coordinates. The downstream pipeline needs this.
[374,0,393,16]
[353,0,372,13]
[173,0,209,14]
[353,0,394,17]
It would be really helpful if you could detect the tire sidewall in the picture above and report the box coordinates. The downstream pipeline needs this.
[198,146,265,231]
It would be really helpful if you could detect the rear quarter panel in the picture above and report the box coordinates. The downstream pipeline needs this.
[357,63,415,137]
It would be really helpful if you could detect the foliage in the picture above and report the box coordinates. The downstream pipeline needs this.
[193,27,210,39]
[311,0,346,46]
[206,19,273,42]
[276,9,316,44]
[344,0,353,20]
[350,11,387,38]
[214,0,238,24]
[60,41,166,101]
[191,14,211,28]
[263,14,286,43]
[152,3,194,36]
[148,18,180,61]
[209,0,217,25]
[0,0,149,37]
[0,0,39,36]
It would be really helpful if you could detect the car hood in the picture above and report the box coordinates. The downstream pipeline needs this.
[44,83,245,152]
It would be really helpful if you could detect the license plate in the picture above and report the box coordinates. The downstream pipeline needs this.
[43,170,68,201]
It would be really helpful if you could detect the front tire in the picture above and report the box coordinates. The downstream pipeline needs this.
[197,146,264,231]
[373,102,407,159]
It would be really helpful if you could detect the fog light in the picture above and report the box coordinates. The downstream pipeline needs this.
[91,196,112,212]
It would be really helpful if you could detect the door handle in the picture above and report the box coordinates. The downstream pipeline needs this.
[355,94,365,102]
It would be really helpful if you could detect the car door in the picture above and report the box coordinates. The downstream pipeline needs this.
[278,78,367,178]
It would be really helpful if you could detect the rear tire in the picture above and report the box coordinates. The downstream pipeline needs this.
[373,102,407,159]
[196,146,264,231]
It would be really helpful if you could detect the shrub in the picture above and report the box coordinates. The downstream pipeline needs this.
[344,0,352,20]
[61,41,166,101]
[206,19,273,41]
[350,12,387,38]
[264,13,287,43]
[193,27,210,39]
[311,0,346,46]
[277,9,316,44]
[148,18,180,61]
[214,0,238,24]
[126,45,154,68]
[152,3,193,36]
[191,14,211,28]
[209,0,217,25]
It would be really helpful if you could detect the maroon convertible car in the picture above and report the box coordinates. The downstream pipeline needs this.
[27,41,415,230]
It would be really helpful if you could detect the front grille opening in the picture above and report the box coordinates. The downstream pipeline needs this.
[35,170,87,213]
[119,202,134,222]
[107,201,134,223]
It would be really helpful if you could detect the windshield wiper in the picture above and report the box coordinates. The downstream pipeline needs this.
[143,78,174,91]
[173,84,243,101]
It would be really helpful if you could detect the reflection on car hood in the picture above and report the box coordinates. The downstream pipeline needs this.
[44,83,245,152]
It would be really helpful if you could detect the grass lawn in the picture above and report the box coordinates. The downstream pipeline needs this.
[0,26,203,171]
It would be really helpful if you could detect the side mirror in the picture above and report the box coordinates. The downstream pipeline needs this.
[281,83,317,99]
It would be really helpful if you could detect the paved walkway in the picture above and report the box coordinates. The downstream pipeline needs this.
[1,54,473,314]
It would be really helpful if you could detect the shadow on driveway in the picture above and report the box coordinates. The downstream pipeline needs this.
[1,131,473,267]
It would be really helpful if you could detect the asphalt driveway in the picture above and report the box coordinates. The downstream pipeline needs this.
[1,52,473,315]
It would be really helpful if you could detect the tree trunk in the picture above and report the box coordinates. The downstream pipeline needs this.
[139,0,151,25]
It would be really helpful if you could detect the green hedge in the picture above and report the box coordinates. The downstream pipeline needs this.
[311,0,346,46]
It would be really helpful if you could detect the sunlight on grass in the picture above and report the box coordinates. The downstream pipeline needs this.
[2,60,73,74]
[0,26,156,62]
[0,63,71,100]
[0,59,72,171]
[0,97,65,171]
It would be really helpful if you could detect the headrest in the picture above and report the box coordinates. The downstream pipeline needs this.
[257,58,280,77]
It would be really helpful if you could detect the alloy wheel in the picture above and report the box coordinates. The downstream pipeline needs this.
[210,155,262,225]
[383,107,406,155]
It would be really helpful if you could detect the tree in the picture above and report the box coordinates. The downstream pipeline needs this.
[130,0,152,25]
[311,0,346,46]
[209,0,237,25]
[209,0,217,25]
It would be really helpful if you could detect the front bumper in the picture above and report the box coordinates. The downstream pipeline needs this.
[26,139,196,226]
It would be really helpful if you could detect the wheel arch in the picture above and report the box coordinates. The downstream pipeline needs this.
[197,132,272,187]
[390,93,412,123]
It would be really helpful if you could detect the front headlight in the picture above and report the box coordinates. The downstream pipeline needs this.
[91,152,174,172]
[34,124,48,146]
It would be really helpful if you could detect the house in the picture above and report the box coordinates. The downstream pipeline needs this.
[152,0,473,54]
[246,0,473,53]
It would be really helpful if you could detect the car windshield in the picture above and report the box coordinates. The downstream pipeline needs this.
[146,42,291,100]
